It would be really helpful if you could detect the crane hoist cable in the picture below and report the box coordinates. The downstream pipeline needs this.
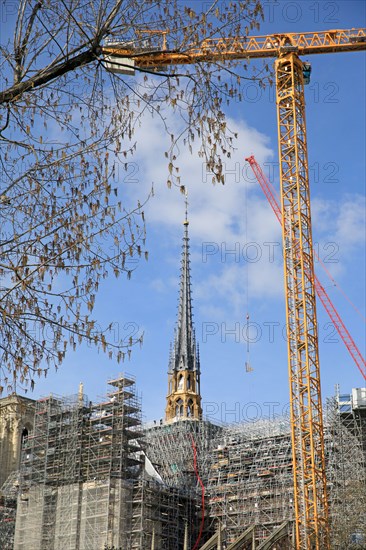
[244,173,252,373]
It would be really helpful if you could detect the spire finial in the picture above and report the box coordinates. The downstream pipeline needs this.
[184,189,189,226]
[170,194,196,373]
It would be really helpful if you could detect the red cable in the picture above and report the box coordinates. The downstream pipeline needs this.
[191,435,205,550]
[246,154,366,324]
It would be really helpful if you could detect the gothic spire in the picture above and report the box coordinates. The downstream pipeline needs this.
[169,196,199,375]
[165,195,202,422]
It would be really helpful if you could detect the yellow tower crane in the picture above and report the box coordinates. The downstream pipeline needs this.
[102,28,366,550]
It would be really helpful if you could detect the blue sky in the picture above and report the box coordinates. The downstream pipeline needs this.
[8,0,366,422]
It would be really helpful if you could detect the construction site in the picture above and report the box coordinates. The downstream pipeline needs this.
[0,18,366,550]
[1,198,365,549]
[1,379,365,549]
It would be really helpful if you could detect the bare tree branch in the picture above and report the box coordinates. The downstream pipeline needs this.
[0,0,265,393]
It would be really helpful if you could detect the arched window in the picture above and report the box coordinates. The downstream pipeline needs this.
[175,398,184,417]
[178,374,184,390]
[20,427,29,468]
[187,375,191,390]
[21,427,28,446]
[187,399,194,418]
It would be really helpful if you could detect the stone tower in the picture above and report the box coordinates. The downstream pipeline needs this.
[165,203,202,422]
[0,394,35,489]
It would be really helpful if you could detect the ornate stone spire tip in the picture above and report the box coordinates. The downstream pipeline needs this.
[183,190,189,226]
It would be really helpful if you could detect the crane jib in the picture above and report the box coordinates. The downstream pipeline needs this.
[102,28,366,69]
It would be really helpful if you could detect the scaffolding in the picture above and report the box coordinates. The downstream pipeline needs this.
[0,494,17,550]
[142,419,224,548]
[14,374,143,550]
[204,407,366,549]
[10,382,366,549]
[326,394,366,548]
[128,478,201,549]
[144,418,222,488]
[206,418,294,546]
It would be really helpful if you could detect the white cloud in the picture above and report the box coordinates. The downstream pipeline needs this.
[121,109,364,322]
[313,195,365,250]
[335,196,365,248]
[121,111,284,315]
[311,195,366,282]
[125,112,274,236]
[150,278,168,293]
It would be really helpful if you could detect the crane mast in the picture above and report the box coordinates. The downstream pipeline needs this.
[276,52,329,549]
[102,28,366,550]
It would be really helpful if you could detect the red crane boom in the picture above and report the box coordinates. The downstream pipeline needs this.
[246,155,366,380]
